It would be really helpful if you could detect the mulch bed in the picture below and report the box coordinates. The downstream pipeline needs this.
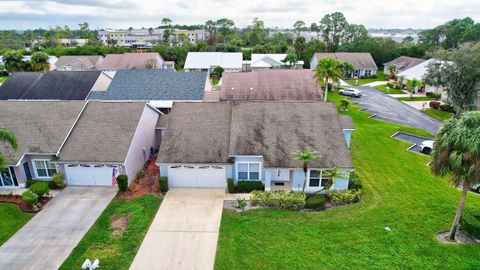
[0,194,50,213]
[116,156,164,200]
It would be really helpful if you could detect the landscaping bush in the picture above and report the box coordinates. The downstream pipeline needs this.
[251,190,305,210]
[305,194,326,209]
[460,208,480,239]
[236,197,247,210]
[430,93,442,101]
[387,82,402,90]
[327,189,361,204]
[348,171,362,191]
[117,175,128,191]
[158,176,168,192]
[135,169,146,182]
[429,101,441,109]
[439,103,455,113]
[227,178,234,193]
[50,173,65,189]
[29,182,49,197]
[22,190,38,205]
[237,180,263,193]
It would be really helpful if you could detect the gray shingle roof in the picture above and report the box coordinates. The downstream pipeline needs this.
[313,52,378,70]
[383,56,425,72]
[0,101,86,165]
[158,102,353,168]
[58,102,148,163]
[88,69,208,101]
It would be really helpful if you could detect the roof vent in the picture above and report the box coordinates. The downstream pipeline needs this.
[231,87,235,90]
[250,87,254,91]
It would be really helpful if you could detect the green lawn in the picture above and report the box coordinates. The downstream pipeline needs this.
[60,195,162,270]
[215,92,480,269]
[397,96,435,102]
[0,76,8,83]
[374,84,405,95]
[0,203,34,245]
[345,71,387,86]
[422,108,454,122]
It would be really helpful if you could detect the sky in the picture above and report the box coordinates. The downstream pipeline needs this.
[0,0,479,30]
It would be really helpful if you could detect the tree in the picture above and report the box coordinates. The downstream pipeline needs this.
[30,52,50,71]
[406,78,421,99]
[0,127,18,169]
[247,18,266,46]
[293,20,306,36]
[212,66,224,78]
[281,51,298,68]
[344,24,368,45]
[292,149,320,193]
[425,43,480,114]
[320,12,349,52]
[402,36,415,44]
[310,23,321,40]
[161,18,174,45]
[2,50,24,73]
[293,36,306,57]
[430,111,480,240]
[341,62,355,78]
[314,57,345,101]
[216,18,235,43]
[78,22,95,40]
[205,20,218,46]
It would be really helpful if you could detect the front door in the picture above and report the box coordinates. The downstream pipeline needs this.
[23,162,32,180]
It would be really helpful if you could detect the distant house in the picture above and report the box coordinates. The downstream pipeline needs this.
[220,70,323,102]
[157,102,354,192]
[397,59,446,98]
[248,54,304,71]
[55,55,104,71]
[88,69,209,110]
[383,56,425,74]
[96,53,171,70]
[0,71,111,100]
[184,52,243,72]
[310,52,378,78]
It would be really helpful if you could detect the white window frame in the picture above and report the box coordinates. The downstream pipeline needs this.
[31,159,57,179]
[308,169,330,188]
[236,162,261,180]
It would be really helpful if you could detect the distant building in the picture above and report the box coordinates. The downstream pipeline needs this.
[184,52,243,72]
[55,55,104,71]
[310,52,378,78]
[96,53,171,70]
[383,56,425,74]
[248,54,304,71]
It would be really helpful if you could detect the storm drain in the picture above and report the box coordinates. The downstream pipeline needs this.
[391,131,432,155]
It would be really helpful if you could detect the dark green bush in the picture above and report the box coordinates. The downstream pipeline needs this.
[348,171,362,191]
[117,175,128,191]
[22,190,38,205]
[29,182,49,197]
[327,189,361,204]
[251,190,306,210]
[237,180,263,193]
[158,176,168,192]
[460,208,480,238]
[387,82,402,90]
[227,178,234,193]
[50,173,65,189]
[430,93,442,101]
[439,103,455,113]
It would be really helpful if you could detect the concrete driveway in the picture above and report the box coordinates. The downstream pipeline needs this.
[350,86,441,134]
[130,188,225,270]
[0,186,116,270]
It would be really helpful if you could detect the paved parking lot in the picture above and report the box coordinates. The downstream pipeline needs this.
[392,132,432,155]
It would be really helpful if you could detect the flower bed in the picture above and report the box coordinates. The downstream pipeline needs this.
[0,194,50,213]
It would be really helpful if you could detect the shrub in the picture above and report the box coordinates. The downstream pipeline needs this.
[29,182,49,197]
[387,82,402,90]
[340,99,350,111]
[327,189,361,204]
[158,176,168,192]
[460,208,480,238]
[305,194,326,209]
[251,190,306,210]
[22,190,38,205]
[117,175,128,191]
[50,173,65,189]
[236,198,247,210]
[237,180,263,193]
[135,169,146,182]
[348,171,362,191]
[429,101,441,109]
[227,178,234,193]
[439,103,455,113]
[430,93,442,101]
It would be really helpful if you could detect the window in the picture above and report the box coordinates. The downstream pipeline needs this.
[33,160,56,178]
[309,170,320,187]
[237,162,260,180]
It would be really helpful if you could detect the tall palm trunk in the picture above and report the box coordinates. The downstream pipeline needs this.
[324,77,329,102]
[302,162,308,193]
[448,182,470,240]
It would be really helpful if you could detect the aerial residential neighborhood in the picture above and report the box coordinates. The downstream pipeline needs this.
[0,1,480,270]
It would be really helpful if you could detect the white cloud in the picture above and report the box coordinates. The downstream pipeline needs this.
[0,0,479,30]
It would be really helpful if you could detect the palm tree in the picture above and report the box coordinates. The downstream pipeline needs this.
[430,111,480,241]
[342,62,355,79]
[386,64,397,79]
[406,78,421,99]
[308,165,349,198]
[292,149,320,193]
[314,57,345,102]
[0,127,18,169]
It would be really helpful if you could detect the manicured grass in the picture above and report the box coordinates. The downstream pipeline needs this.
[305,194,326,209]
[374,84,404,94]
[422,108,454,122]
[345,71,387,86]
[0,203,34,245]
[0,76,8,83]
[215,91,480,269]
[60,195,162,270]
[397,96,435,101]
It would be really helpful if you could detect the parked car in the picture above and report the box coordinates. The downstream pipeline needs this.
[471,183,480,193]
[339,88,362,97]
[419,140,434,155]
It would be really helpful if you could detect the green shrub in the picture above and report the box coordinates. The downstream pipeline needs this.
[305,194,326,209]
[348,172,362,191]
[387,82,402,90]
[50,173,65,189]
[439,103,455,113]
[22,190,38,205]
[236,198,247,210]
[117,175,128,191]
[251,190,306,210]
[460,208,480,238]
[227,178,234,193]
[135,169,146,182]
[429,101,441,109]
[430,93,442,101]
[158,176,168,192]
[29,182,49,197]
[327,189,361,204]
[237,180,263,193]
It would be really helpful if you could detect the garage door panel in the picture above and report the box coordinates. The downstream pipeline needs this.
[65,165,114,186]
[169,165,226,188]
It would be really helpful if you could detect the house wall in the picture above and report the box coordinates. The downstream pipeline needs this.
[124,105,160,183]
[291,168,350,193]
[310,56,318,70]
[10,154,58,186]
[232,156,263,183]
[90,72,112,91]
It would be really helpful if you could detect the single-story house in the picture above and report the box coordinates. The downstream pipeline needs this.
[248,54,304,71]
[383,56,425,74]
[184,52,243,72]
[220,69,323,102]
[0,71,111,100]
[157,102,354,193]
[310,52,378,78]
[54,55,104,71]
[96,53,171,70]
[397,59,447,98]
[0,101,160,188]
[87,69,210,111]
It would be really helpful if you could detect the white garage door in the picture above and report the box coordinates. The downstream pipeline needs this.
[168,165,226,188]
[65,164,115,186]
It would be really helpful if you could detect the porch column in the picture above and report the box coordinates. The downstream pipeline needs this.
[264,170,271,191]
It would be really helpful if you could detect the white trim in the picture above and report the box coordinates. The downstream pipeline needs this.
[236,162,262,181]
[13,152,57,167]
[31,159,57,179]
